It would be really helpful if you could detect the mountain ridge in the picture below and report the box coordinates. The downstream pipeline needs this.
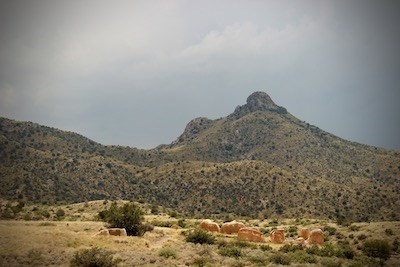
[1,91,399,221]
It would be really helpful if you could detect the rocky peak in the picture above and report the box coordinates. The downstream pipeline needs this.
[172,117,212,144]
[246,91,278,112]
[229,91,287,120]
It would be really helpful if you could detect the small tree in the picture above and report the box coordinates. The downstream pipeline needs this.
[100,202,147,236]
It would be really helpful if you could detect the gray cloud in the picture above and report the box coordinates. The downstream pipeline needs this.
[0,0,399,149]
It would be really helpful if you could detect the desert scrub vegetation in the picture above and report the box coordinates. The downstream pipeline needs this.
[98,202,151,236]
[149,219,174,228]
[259,244,272,251]
[361,239,391,260]
[184,229,215,244]
[158,247,177,259]
[230,239,257,249]
[287,250,317,264]
[279,243,304,253]
[218,246,242,258]
[70,247,119,267]
[269,252,291,265]
[305,242,355,259]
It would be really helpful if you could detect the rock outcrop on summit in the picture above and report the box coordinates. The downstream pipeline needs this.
[172,117,212,144]
[229,91,287,119]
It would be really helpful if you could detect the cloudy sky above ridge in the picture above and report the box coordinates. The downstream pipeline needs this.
[1,0,399,149]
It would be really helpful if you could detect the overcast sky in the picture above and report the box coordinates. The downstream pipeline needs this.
[1,0,399,149]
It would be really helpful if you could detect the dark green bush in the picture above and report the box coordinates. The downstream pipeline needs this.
[348,255,381,267]
[323,225,337,236]
[288,250,317,263]
[349,225,360,231]
[357,234,367,240]
[288,225,297,237]
[177,219,186,228]
[230,239,257,249]
[269,252,291,265]
[248,251,269,265]
[342,245,355,259]
[99,202,148,236]
[384,228,393,236]
[150,220,174,228]
[158,248,177,259]
[56,208,65,219]
[362,239,391,260]
[216,239,228,248]
[392,238,399,252]
[168,210,178,218]
[305,243,347,258]
[70,247,118,267]
[259,244,272,251]
[319,257,343,267]
[150,205,158,214]
[185,229,215,244]
[218,246,242,258]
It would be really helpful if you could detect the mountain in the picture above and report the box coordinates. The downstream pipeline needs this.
[164,92,399,183]
[1,91,399,221]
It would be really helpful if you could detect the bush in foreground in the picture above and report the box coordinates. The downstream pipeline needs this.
[99,202,149,236]
[70,247,118,267]
[185,229,215,244]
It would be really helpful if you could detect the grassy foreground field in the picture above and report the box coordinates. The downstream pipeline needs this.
[1,200,399,266]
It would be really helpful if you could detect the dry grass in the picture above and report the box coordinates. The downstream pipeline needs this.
[1,200,400,266]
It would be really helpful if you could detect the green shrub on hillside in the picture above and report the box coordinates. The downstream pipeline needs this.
[70,247,118,267]
[218,246,242,258]
[150,220,174,227]
[259,244,272,251]
[348,255,381,267]
[269,252,291,265]
[323,225,337,235]
[158,247,177,259]
[306,243,349,258]
[56,208,65,219]
[185,229,215,244]
[230,239,257,249]
[288,250,317,264]
[279,244,303,253]
[99,202,149,236]
[362,239,391,260]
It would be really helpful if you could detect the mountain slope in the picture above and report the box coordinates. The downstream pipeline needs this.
[163,92,400,185]
[1,91,399,221]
